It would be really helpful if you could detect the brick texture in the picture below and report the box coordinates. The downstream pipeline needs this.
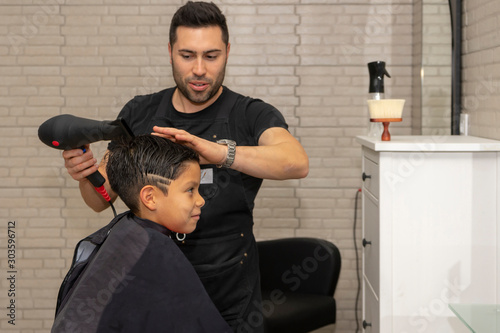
[2,0,488,332]
[462,0,500,138]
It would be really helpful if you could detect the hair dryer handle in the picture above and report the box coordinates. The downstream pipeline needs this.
[87,171,112,202]
[87,170,105,188]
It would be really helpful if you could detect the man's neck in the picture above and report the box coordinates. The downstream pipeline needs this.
[172,86,223,113]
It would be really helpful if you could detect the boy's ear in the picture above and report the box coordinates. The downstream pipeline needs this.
[140,185,157,211]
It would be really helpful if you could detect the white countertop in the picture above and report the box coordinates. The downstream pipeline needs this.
[356,135,500,152]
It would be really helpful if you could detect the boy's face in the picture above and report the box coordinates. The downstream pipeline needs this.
[169,25,229,107]
[155,161,205,234]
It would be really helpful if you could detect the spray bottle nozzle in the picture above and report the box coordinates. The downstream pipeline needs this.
[368,61,391,94]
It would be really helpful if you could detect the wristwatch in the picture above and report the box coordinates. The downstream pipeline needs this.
[216,139,236,168]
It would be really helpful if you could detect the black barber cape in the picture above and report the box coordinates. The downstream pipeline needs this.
[52,212,231,333]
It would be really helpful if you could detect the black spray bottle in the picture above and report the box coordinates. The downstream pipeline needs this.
[367,61,391,136]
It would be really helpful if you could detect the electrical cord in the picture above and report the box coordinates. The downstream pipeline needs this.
[353,188,362,333]
[94,185,117,218]
[109,201,117,218]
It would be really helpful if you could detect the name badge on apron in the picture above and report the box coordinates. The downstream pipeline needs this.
[200,167,214,184]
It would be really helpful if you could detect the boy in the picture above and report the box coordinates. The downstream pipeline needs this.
[52,135,231,333]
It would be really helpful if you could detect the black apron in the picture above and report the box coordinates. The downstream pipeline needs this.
[149,89,263,332]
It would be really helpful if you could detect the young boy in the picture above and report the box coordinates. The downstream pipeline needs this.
[52,135,231,333]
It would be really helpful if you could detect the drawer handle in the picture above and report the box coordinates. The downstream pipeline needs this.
[363,320,372,329]
[362,172,371,181]
[362,238,371,247]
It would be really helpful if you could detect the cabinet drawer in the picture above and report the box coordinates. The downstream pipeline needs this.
[363,280,379,333]
[362,156,379,199]
[363,192,380,297]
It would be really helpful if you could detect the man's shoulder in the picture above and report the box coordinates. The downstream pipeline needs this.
[223,86,274,111]
[117,87,174,128]
[128,87,174,108]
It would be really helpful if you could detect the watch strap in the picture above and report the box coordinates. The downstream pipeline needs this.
[216,139,236,168]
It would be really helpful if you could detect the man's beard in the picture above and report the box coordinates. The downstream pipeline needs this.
[172,61,226,105]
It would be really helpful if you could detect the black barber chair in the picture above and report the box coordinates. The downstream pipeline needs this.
[257,238,341,333]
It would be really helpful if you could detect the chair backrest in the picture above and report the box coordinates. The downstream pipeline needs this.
[257,237,341,296]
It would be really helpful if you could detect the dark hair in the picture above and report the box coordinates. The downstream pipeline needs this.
[169,1,229,46]
[106,135,199,214]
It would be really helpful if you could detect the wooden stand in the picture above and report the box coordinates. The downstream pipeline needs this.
[370,118,402,141]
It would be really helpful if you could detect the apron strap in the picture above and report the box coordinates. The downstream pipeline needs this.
[213,87,239,119]
[211,88,240,139]
[155,88,175,119]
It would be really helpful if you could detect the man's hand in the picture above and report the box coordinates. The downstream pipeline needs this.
[62,145,99,181]
[152,126,228,166]
[62,145,117,212]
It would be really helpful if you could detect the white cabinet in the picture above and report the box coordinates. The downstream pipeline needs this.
[357,135,500,333]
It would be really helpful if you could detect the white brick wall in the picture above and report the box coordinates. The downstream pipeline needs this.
[463,0,500,139]
[1,0,466,332]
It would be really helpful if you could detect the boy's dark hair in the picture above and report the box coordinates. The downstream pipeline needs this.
[169,1,229,46]
[106,135,199,214]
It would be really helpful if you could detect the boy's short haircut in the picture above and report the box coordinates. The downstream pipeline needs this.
[106,135,199,214]
[169,1,229,46]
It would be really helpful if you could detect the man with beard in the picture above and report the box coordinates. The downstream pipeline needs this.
[62,2,309,332]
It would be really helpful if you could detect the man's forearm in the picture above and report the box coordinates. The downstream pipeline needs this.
[231,142,309,180]
[152,126,309,180]
[228,127,309,180]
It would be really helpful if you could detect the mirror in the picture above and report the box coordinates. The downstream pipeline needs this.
[417,0,453,135]
[449,0,462,134]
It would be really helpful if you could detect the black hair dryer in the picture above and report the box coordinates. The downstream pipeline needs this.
[38,114,134,194]
[368,61,391,100]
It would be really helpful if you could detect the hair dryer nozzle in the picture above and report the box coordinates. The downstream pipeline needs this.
[38,114,133,150]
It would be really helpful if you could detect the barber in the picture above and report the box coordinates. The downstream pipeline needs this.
[62,2,308,332]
